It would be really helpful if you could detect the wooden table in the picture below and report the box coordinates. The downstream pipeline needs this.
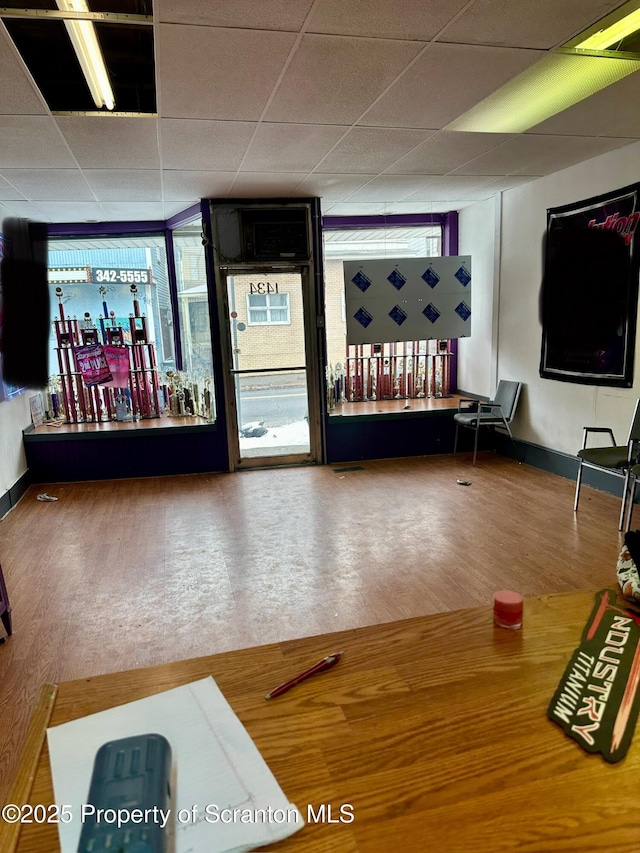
[7,589,640,852]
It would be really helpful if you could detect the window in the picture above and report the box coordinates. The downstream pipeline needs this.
[40,222,216,425]
[247,292,290,325]
[322,224,442,374]
[322,220,453,409]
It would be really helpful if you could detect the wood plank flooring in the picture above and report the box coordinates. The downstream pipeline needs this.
[0,452,627,804]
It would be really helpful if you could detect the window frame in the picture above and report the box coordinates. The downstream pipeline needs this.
[246,290,291,326]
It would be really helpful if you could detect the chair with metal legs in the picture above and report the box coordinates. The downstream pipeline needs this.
[453,380,522,465]
[574,398,640,531]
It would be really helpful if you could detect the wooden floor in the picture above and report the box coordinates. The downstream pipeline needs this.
[0,452,626,804]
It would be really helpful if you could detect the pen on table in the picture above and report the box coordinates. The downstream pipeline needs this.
[265,651,344,699]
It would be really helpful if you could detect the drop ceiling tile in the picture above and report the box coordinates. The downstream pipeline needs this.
[83,170,163,202]
[1,199,54,221]
[230,172,309,196]
[31,201,108,221]
[439,0,623,49]
[386,200,476,213]
[158,25,297,120]
[162,170,236,201]
[481,175,541,193]
[0,169,94,201]
[241,123,348,172]
[160,119,256,170]
[346,174,439,202]
[0,173,27,200]
[157,0,314,30]
[362,43,542,129]
[295,173,380,200]
[164,201,198,218]
[317,127,436,174]
[98,202,167,220]
[55,117,160,169]
[0,117,76,168]
[384,131,515,175]
[529,72,640,138]
[308,0,470,40]
[0,29,48,115]
[455,133,637,177]
[403,175,499,201]
[263,34,424,125]
[514,135,638,175]
[322,201,397,215]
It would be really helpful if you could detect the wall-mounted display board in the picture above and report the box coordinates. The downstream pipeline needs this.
[343,256,471,345]
[540,183,640,387]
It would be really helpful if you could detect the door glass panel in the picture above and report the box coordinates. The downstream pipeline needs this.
[227,272,310,460]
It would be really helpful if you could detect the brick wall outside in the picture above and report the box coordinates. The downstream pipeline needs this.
[227,267,348,374]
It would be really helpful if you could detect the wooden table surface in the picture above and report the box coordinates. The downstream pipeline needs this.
[8,589,640,852]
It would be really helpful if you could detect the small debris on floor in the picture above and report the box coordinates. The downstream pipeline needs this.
[37,493,59,502]
[456,480,472,486]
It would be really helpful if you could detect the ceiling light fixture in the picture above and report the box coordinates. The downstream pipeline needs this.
[575,8,640,50]
[445,51,640,133]
[445,2,640,134]
[54,0,115,110]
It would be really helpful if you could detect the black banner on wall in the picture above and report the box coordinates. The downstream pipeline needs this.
[540,183,640,386]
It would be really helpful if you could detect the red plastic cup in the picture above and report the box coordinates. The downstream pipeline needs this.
[493,590,523,630]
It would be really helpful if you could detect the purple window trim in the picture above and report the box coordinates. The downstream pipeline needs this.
[322,213,445,229]
[163,230,183,371]
[443,211,458,256]
[46,220,166,238]
[166,203,201,231]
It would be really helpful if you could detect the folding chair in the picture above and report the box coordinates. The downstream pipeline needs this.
[453,380,522,465]
[574,398,640,530]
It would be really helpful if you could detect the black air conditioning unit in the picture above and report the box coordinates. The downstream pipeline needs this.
[239,208,309,262]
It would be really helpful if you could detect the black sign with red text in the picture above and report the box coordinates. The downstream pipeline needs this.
[540,183,640,387]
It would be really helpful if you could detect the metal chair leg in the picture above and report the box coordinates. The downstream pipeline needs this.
[472,419,479,465]
[454,422,459,455]
[574,461,584,512]
[625,473,636,531]
[621,467,634,531]
[502,419,520,463]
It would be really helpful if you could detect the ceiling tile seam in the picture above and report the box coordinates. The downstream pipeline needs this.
[454,132,640,175]
[293,0,488,202]
[0,174,29,201]
[231,0,480,197]
[346,0,483,132]
[228,0,326,195]
[378,131,524,179]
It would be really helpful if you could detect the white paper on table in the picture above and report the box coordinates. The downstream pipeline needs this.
[46,676,304,853]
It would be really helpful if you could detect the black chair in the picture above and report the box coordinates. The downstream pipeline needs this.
[453,380,522,465]
[574,398,640,531]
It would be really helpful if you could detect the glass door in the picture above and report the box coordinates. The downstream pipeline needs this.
[221,268,321,469]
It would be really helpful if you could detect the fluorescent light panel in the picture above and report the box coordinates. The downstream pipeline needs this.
[576,8,640,50]
[55,0,115,110]
[446,52,640,133]
[447,4,640,133]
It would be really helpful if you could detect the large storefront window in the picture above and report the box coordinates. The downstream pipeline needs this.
[322,224,448,411]
[41,227,214,425]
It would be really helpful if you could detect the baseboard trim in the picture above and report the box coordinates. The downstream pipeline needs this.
[0,469,32,520]
[496,434,629,499]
